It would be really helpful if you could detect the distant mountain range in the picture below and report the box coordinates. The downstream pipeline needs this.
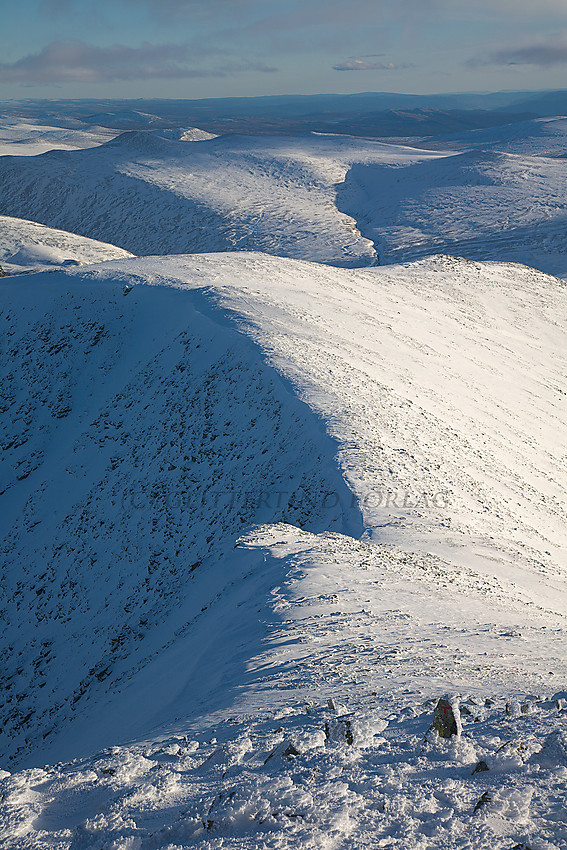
[4,88,567,137]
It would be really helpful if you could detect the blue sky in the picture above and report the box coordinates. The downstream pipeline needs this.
[2,0,567,99]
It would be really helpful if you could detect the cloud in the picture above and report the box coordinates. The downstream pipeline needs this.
[469,37,567,68]
[0,41,276,84]
[333,58,402,71]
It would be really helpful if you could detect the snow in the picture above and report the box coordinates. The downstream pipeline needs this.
[3,118,567,278]
[0,131,442,264]
[0,215,134,273]
[339,147,567,277]
[0,250,565,848]
[0,118,118,157]
[420,116,567,157]
[0,112,566,848]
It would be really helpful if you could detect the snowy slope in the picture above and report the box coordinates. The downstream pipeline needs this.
[0,119,118,157]
[0,251,566,848]
[0,215,134,273]
[420,115,567,157]
[0,132,441,265]
[3,123,567,278]
[339,146,567,277]
[0,260,358,766]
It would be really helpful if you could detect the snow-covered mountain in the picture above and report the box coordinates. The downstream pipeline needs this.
[0,131,442,264]
[1,110,566,849]
[420,115,567,156]
[0,252,565,848]
[0,215,134,273]
[3,120,567,277]
[341,144,567,277]
[0,119,118,157]
[0,117,216,157]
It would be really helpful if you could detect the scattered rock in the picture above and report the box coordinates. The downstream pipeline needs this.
[325,715,354,746]
[472,760,489,774]
[473,791,492,813]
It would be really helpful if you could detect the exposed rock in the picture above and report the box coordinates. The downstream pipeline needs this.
[473,791,492,813]
[472,760,489,774]
[264,741,301,764]
[432,697,461,738]
[325,715,354,746]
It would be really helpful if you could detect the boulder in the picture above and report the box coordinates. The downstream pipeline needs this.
[432,697,461,738]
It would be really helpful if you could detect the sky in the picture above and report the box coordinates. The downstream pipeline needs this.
[1,0,567,100]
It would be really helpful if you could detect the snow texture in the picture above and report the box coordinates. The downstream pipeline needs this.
[0,131,441,264]
[0,215,134,274]
[0,250,565,848]
[0,115,566,849]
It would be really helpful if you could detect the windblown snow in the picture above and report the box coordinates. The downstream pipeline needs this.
[0,114,566,850]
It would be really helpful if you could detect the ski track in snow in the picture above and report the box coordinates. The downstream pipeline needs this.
[0,117,566,848]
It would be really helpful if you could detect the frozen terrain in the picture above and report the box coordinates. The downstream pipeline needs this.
[419,116,567,157]
[0,132,443,264]
[0,215,134,273]
[2,118,567,278]
[340,142,567,277]
[0,119,118,157]
[0,252,565,848]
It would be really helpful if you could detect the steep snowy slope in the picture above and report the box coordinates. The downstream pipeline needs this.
[1,252,566,848]
[0,215,134,273]
[3,522,566,850]
[339,147,567,277]
[0,261,359,766]
[0,132,442,265]
[2,252,565,749]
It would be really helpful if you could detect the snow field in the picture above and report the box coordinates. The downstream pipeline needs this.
[0,114,566,848]
[0,215,134,273]
[0,131,442,264]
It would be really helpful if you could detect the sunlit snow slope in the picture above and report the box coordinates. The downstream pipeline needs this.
[1,252,565,765]
[0,215,134,273]
[3,121,567,277]
[1,251,566,849]
[0,132,441,265]
[0,119,118,156]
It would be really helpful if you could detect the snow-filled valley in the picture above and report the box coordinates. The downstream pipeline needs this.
[0,113,566,849]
